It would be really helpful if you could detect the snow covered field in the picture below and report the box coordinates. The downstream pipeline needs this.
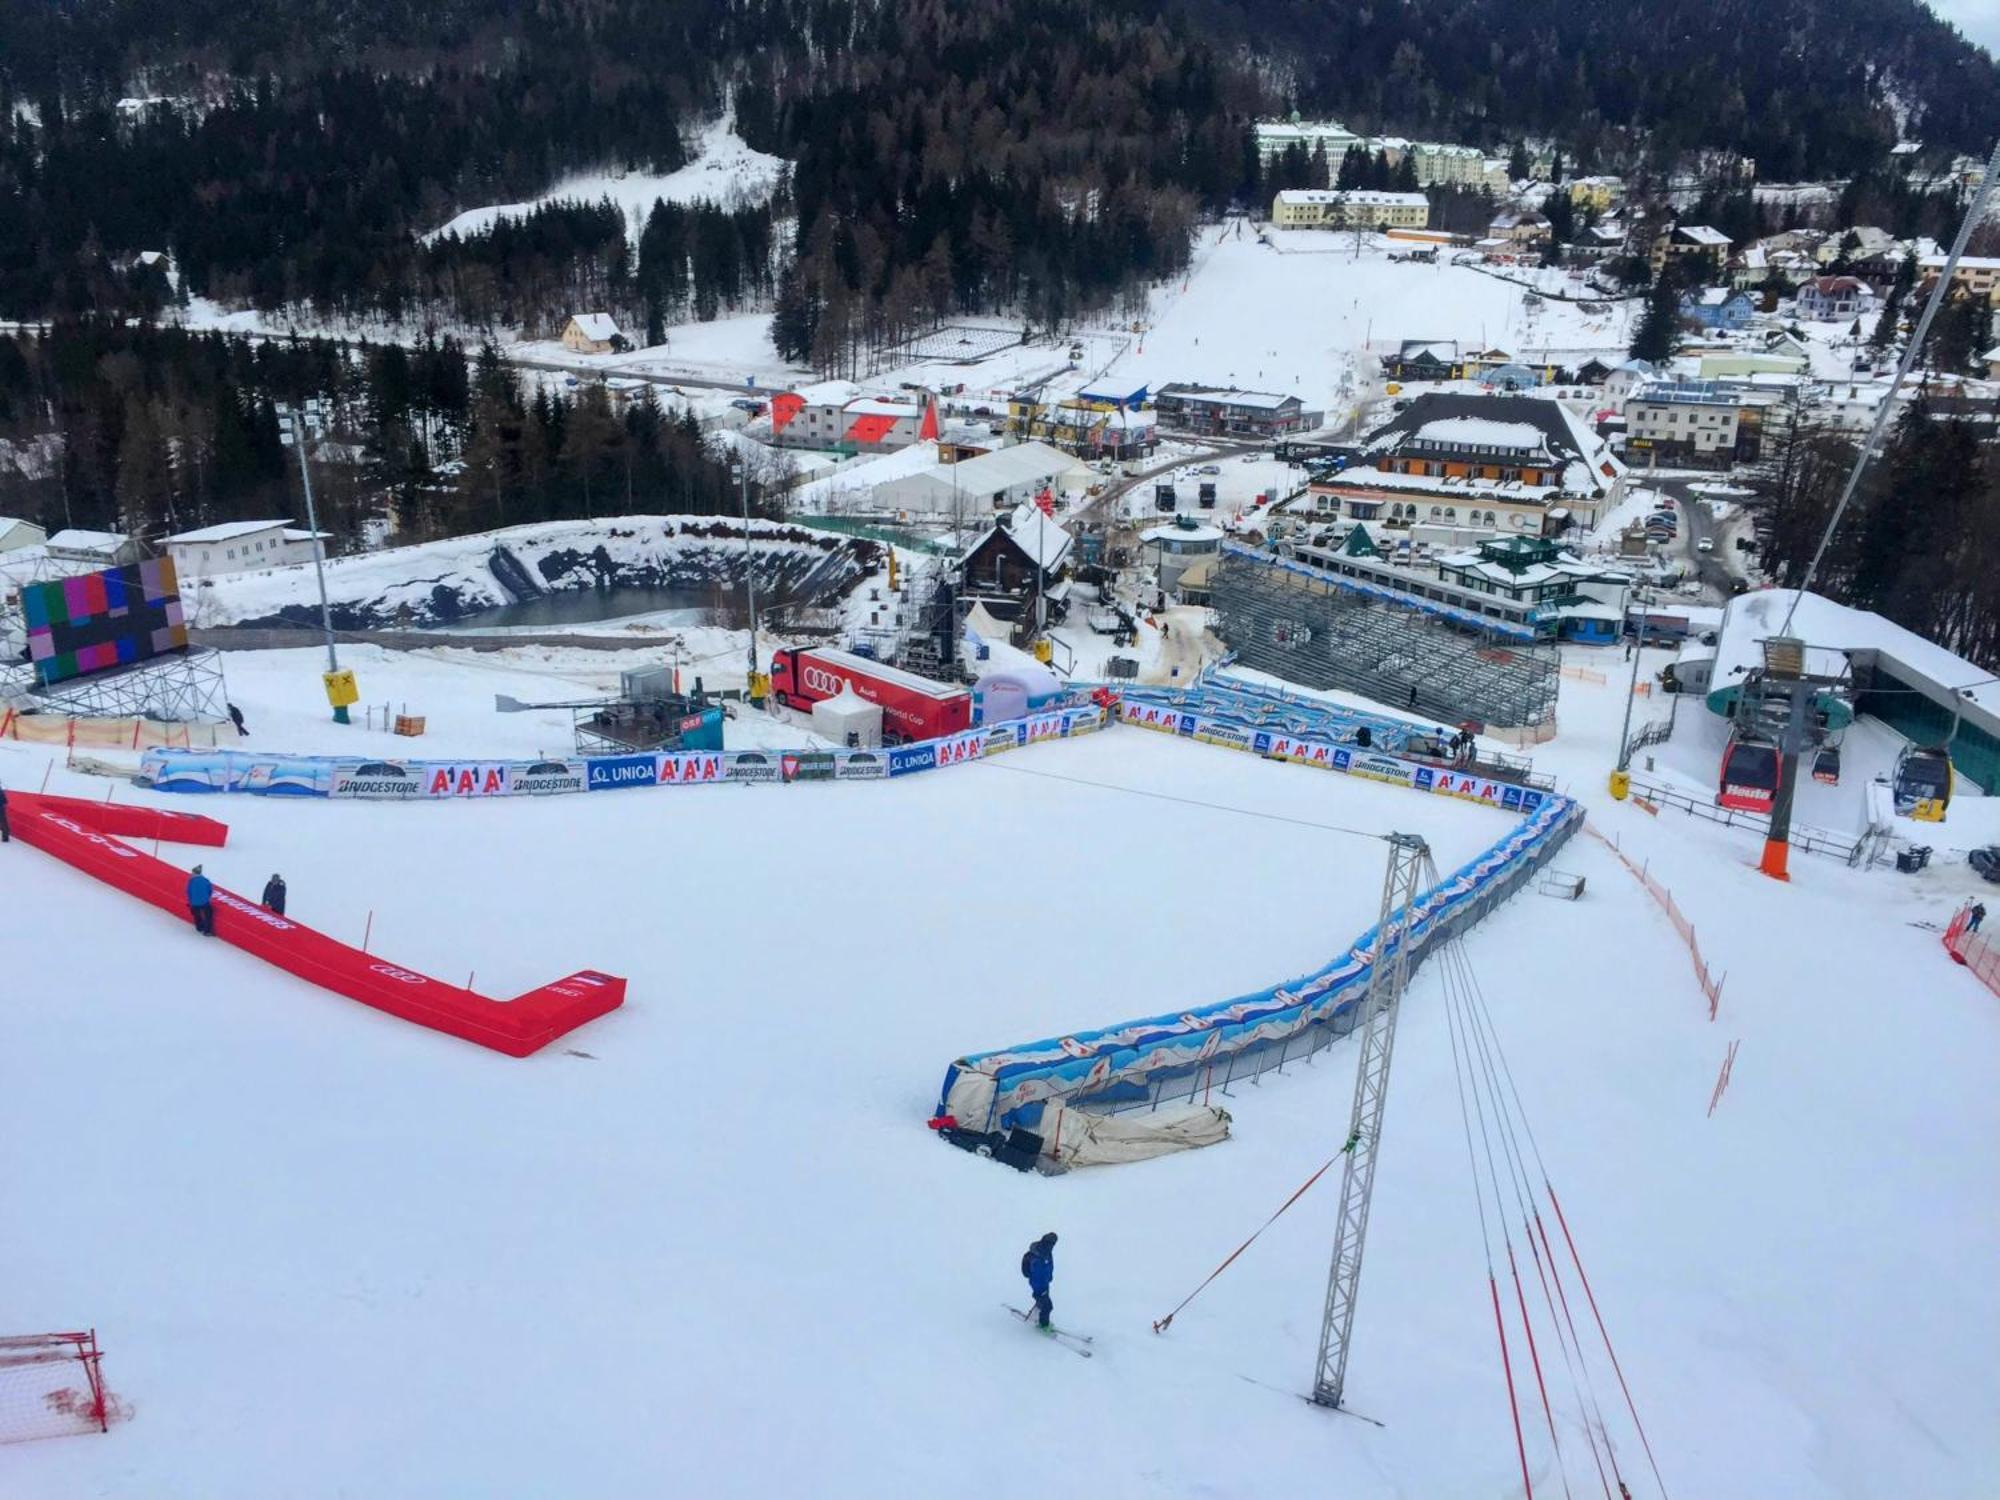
[3,632,1998,1498]
[425,117,787,243]
[1035,225,1637,428]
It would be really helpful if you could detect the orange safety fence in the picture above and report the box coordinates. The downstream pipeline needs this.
[1943,906,2000,997]
[1560,665,1609,685]
[0,709,241,752]
[1706,1039,1740,1117]
[1585,823,1726,1020]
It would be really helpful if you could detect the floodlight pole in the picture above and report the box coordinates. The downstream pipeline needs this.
[1312,831,1431,1411]
[286,406,346,724]
[1616,583,1648,770]
[733,460,760,698]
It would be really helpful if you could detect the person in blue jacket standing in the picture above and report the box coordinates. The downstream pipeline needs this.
[1021,1232,1058,1331]
[187,865,216,936]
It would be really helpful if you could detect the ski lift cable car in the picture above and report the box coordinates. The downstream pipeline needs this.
[1718,733,1781,814]
[1893,745,1954,823]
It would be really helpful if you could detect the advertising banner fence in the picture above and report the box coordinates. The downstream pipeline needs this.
[937,790,1581,1137]
[933,685,1572,1152]
[138,703,1111,805]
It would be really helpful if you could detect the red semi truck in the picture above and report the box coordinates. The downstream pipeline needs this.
[769,646,972,743]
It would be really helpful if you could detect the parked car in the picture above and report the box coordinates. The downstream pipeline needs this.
[1696,537,1715,553]
[1969,846,2000,883]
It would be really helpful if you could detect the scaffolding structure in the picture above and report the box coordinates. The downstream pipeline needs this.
[1211,547,1559,729]
[851,557,962,682]
[0,648,229,723]
[1312,832,1432,1411]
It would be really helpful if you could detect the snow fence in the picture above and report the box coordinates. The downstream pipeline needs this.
[934,693,1582,1156]
[134,704,1108,799]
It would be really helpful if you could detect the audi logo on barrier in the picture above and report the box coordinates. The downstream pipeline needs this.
[368,963,431,985]
[801,664,847,696]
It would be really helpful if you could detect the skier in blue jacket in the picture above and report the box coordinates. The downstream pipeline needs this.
[1021,1232,1058,1331]
[187,866,216,936]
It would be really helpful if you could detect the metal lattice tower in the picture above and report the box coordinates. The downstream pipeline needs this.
[1312,832,1433,1410]
[1211,546,1559,730]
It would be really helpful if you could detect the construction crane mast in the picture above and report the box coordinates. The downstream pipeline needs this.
[1312,831,1432,1410]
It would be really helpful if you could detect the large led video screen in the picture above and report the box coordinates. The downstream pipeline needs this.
[22,558,189,686]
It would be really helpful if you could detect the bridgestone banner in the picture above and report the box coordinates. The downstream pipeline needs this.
[833,751,887,780]
[509,761,587,795]
[332,762,425,799]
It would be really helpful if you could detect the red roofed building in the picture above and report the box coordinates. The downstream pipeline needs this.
[769,382,931,453]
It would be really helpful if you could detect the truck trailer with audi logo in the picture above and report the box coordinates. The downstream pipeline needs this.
[769,646,972,743]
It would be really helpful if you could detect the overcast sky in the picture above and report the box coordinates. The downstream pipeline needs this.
[1928,0,2000,54]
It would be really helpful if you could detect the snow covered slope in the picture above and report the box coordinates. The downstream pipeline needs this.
[1,641,1995,1498]
[426,118,787,244]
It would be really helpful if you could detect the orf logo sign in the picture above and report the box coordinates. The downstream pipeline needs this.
[801,664,846,696]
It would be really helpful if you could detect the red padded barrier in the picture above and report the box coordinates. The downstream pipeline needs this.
[11,792,623,1057]
[23,791,230,847]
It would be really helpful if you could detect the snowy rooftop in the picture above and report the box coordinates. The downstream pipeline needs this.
[1159,384,1297,411]
[793,379,863,407]
[569,313,621,341]
[167,519,296,544]
[1713,588,2000,722]
[969,501,1073,571]
[1276,190,1428,208]
[1413,417,1545,449]
[941,441,1081,493]
[844,398,921,418]
[46,528,134,551]
[1676,225,1732,246]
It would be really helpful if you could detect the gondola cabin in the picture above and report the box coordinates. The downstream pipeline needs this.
[1894,745,1954,822]
[1811,744,1841,784]
[1718,735,1781,813]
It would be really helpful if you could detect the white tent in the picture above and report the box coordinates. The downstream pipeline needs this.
[811,685,883,748]
[975,665,1062,724]
[962,601,1010,644]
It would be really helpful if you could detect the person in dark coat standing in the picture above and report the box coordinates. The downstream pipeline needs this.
[261,874,286,915]
[1972,902,1987,933]
[227,702,247,736]
[187,865,216,936]
[0,782,9,843]
[1021,1231,1058,1331]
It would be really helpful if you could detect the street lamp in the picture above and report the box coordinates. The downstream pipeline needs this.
[280,404,353,724]
[732,460,760,700]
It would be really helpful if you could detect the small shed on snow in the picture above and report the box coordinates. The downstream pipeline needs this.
[811,685,883,748]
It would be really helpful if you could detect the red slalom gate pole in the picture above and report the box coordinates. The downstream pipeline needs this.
[1489,1272,1535,1500]
[1548,1185,1670,1500]
[1509,1242,1569,1500]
